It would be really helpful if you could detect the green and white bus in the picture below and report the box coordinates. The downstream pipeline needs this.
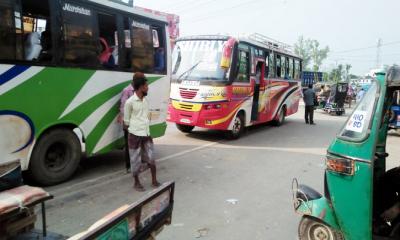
[0,0,171,185]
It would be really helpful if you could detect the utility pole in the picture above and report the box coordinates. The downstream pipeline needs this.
[376,38,382,68]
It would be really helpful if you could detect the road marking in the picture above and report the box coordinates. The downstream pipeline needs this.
[48,141,220,198]
[157,141,219,162]
[214,145,326,156]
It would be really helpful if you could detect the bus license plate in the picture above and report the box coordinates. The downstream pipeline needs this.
[180,118,191,124]
[182,80,200,87]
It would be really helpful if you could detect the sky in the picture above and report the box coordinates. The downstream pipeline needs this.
[134,0,399,76]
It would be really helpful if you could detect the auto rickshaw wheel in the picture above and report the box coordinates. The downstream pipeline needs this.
[299,216,344,240]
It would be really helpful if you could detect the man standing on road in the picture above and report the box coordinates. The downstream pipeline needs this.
[118,77,135,173]
[124,72,161,191]
[303,84,316,125]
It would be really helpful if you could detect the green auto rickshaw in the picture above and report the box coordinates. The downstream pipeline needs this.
[292,65,400,240]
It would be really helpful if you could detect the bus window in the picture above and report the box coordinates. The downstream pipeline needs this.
[269,53,275,78]
[276,55,281,78]
[285,57,289,79]
[21,0,51,62]
[294,60,300,79]
[235,50,250,82]
[265,53,269,78]
[97,12,118,68]
[120,17,132,69]
[0,0,17,61]
[62,1,98,66]
[131,19,154,73]
[152,27,166,73]
[288,58,294,79]
[121,19,165,73]
[281,56,286,79]
[250,47,255,75]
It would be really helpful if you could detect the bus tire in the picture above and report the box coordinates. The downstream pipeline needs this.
[298,216,344,240]
[226,112,244,139]
[273,106,286,126]
[30,128,81,186]
[176,124,195,133]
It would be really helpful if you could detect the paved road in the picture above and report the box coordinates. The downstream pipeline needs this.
[35,107,400,239]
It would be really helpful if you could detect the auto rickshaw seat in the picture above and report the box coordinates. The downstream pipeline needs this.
[297,184,323,201]
[0,185,52,217]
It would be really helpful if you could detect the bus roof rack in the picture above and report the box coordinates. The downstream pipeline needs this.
[246,33,294,55]
[177,35,230,41]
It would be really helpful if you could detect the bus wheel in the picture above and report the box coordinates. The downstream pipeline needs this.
[176,124,195,133]
[30,128,81,186]
[298,216,344,240]
[273,107,286,126]
[226,113,244,139]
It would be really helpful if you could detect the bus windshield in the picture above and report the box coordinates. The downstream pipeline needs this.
[172,40,230,82]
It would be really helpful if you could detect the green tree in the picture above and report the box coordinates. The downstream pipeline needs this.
[294,36,329,71]
[294,36,312,70]
[349,74,359,79]
[323,72,329,82]
[330,64,344,83]
[345,64,352,82]
[310,40,330,72]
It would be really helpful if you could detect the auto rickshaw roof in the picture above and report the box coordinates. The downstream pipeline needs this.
[386,66,400,87]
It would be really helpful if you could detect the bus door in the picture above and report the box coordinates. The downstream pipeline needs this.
[251,61,264,121]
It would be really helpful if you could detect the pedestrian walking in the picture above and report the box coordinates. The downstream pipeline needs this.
[124,72,160,191]
[118,77,134,173]
[303,84,316,125]
[356,87,366,103]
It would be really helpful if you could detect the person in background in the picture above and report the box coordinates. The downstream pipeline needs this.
[303,84,316,125]
[118,76,134,173]
[124,73,161,192]
[356,87,366,103]
[154,47,165,72]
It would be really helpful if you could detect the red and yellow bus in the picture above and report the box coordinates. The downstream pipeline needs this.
[167,34,302,138]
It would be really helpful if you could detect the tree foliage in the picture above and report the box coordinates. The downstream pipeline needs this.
[294,36,312,70]
[294,36,329,71]
[326,64,353,83]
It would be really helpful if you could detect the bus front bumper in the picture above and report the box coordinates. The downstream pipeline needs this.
[167,104,232,130]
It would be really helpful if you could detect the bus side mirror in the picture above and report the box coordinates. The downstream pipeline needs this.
[220,38,236,69]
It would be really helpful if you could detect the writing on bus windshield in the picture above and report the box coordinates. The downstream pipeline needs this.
[172,40,230,82]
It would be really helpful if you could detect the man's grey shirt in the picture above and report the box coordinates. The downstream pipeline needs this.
[303,88,316,106]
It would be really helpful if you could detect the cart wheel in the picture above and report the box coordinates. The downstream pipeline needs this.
[298,216,344,240]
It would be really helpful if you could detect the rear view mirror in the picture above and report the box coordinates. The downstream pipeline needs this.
[220,38,236,69]
[152,29,159,48]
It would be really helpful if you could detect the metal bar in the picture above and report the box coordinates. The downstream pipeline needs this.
[79,181,175,240]
[327,151,371,164]
[41,202,47,237]
[0,195,53,221]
